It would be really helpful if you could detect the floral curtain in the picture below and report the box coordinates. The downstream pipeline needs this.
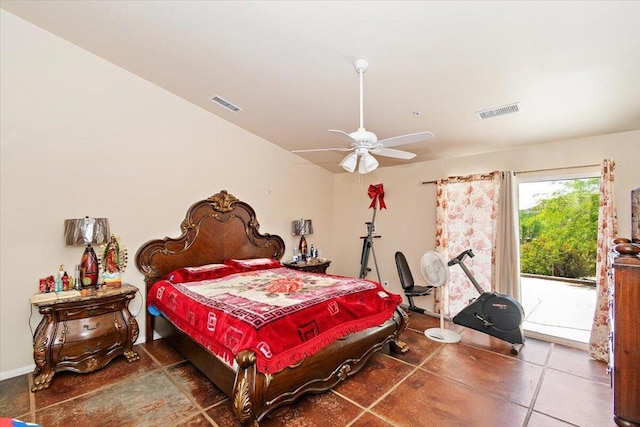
[589,159,617,362]
[435,171,501,317]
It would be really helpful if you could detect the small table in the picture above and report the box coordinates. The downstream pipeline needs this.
[30,284,140,391]
[283,258,331,274]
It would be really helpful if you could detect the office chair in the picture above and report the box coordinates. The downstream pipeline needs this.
[395,251,433,314]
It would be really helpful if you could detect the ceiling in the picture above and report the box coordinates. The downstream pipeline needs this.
[3,1,640,173]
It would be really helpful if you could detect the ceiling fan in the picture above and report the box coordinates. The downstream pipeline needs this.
[293,59,434,174]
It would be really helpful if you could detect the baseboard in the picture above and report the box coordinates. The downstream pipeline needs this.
[0,334,148,381]
[0,365,34,381]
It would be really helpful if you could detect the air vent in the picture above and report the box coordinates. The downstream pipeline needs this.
[211,95,242,113]
[476,102,520,120]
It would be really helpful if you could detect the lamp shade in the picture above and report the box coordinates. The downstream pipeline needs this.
[339,152,358,173]
[291,219,313,236]
[359,152,379,174]
[64,217,110,245]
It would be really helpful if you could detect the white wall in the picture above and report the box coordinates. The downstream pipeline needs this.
[0,10,334,378]
[333,131,640,312]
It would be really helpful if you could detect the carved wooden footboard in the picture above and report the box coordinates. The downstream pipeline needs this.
[155,308,407,425]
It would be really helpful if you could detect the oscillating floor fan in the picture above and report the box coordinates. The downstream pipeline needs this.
[420,251,461,344]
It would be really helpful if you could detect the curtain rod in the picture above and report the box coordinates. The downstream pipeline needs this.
[514,163,600,175]
[420,173,496,186]
[420,163,601,185]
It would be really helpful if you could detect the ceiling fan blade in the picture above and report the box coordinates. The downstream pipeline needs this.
[292,147,353,153]
[329,129,358,145]
[370,147,417,159]
[377,131,434,148]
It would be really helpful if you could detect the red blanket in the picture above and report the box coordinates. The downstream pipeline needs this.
[147,267,401,373]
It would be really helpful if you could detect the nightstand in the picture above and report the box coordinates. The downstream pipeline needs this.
[30,284,140,392]
[283,258,331,274]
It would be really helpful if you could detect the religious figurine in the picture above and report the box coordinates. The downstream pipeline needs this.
[55,265,64,292]
[100,234,128,288]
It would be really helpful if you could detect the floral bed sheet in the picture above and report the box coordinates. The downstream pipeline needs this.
[147,267,401,373]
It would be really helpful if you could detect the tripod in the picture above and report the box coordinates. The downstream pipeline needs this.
[359,206,381,282]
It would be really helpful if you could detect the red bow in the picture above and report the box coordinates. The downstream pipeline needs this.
[368,184,386,209]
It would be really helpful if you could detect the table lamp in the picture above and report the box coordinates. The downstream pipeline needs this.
[64,217,110,288]
[291,219,313,261]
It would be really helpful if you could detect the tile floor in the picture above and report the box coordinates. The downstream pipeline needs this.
[0,312,614,427]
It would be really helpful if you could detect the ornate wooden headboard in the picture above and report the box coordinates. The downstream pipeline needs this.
[135,190,285,290]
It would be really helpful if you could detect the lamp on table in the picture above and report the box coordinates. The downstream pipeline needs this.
[64,217,110,289]
[291,219,313,261]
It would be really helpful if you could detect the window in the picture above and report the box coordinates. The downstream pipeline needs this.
[517,171,599,345]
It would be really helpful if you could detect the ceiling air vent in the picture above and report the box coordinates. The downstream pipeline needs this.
[211,95,242,113]
[476,102,520,120]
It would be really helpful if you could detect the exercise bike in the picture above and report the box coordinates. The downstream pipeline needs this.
[449,249,525,355]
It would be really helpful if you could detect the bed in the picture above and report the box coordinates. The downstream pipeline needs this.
[135,190,408,426]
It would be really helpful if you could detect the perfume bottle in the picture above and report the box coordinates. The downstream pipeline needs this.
[74,265,82,290]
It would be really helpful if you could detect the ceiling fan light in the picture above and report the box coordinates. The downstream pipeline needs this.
[339,152,358,173]
[359,152,379,174]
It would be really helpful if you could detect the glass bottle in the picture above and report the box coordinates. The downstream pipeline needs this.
[299,236,308,261]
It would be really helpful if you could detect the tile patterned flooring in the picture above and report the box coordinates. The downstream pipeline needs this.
[0,312,614,426]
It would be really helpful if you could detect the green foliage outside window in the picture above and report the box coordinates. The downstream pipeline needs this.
[519,178,599,279]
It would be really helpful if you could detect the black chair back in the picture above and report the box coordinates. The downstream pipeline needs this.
[395,251,414,290]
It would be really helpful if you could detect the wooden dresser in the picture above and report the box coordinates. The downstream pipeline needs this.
[610,242,640,427]
[30,284,140,391]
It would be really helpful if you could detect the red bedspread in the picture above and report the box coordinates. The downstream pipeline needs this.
[147,267,401,373]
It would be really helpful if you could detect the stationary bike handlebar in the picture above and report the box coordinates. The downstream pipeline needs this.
[446,249,484,294]
[447,249,474,266]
